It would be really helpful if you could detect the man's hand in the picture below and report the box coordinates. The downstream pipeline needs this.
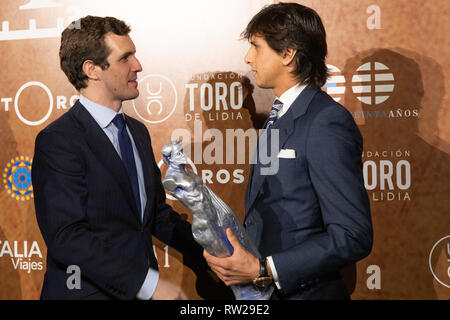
[151,278,188,300]
[203,228,260,286]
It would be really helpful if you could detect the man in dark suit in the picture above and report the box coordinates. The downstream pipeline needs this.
[204,3,373,299]
[31,16,203,300]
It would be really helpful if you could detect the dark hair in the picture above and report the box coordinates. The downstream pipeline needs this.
[242,3,329,87]
[59,16,131,90]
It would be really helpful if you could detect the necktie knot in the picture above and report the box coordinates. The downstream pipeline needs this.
[266,99,283,129]
[112,114,126,133]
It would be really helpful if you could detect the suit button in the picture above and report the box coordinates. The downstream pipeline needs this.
[300,283,307,289]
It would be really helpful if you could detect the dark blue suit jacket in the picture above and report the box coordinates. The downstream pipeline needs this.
[32,101,202,299]
[245,86,372,300]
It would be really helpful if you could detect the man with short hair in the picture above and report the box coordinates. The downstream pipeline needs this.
[204,3,373,300]
[32,15,202,300]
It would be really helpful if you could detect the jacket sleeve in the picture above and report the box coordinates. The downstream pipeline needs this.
[32,129,148,299]
[272,105,373,295]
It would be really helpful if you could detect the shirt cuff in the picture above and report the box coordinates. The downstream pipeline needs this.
[136,268,159,300]
[267,256,281,290]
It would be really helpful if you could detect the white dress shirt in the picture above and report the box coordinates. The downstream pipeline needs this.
[79,94,158,299]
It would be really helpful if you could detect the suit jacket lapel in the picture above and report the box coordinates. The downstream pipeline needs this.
[245,120,292,216]
[245,115,271,213]
[70,101,142,223]
[245,158,255,214]
[244,86,320,216]
[245,128,267,215]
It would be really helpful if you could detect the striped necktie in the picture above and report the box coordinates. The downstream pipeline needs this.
[266,99,283,129]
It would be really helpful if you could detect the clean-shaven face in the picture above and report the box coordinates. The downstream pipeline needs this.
[244,35,285,91]
[99,33,143,104]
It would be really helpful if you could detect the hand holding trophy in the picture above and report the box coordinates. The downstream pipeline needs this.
[161,139,274,300]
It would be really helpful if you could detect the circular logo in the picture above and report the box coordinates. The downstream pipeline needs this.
[429,235,450,288]
[15,81,53,126]
[131,74,178,124]
[322,64,346,102]
[157,157,197,201]
[351,62,395,105]
[3,156,34,201]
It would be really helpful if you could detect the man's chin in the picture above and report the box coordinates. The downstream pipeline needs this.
[123,90,140,101]
[254,78,271,89]
[256,82,271,89]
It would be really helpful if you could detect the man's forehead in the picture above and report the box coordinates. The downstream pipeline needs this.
[249,34,265,43]
[104,33,136,53]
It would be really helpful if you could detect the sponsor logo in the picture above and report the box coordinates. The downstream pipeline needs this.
[131,74,178,124]
[1,81,79,126]
[429,235,450,288]
[0,240,43,273]
[185,72,244,122]
[352,62,395,105]
[3,156,33,201]
[362,150,411,201]
[0,0,80,42]
[323,64,345,102]
[322,62,419,121]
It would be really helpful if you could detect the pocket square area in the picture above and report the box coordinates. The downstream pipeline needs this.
[277,149,296,158]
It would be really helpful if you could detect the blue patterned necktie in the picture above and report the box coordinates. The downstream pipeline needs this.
[112,114,142,217]
[265,99,283,129]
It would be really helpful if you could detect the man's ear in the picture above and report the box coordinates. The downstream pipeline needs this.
[82,60,101,81]
[281,48,297,66]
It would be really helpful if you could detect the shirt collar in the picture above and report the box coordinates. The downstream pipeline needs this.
[79,94,123,129]
[276,83,307,118]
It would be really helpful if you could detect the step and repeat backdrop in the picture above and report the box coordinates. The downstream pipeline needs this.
[0,0,449,300]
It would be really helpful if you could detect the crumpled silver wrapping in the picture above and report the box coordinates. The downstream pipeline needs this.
[161,139,274,300]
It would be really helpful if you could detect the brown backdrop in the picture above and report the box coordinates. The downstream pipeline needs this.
[0,0,449,300]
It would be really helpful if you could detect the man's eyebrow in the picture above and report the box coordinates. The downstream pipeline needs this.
[119,51,135,60]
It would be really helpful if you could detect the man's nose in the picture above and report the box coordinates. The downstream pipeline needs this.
[244,48,253,65]
[133,56,143,72]
[244,49,251,65]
